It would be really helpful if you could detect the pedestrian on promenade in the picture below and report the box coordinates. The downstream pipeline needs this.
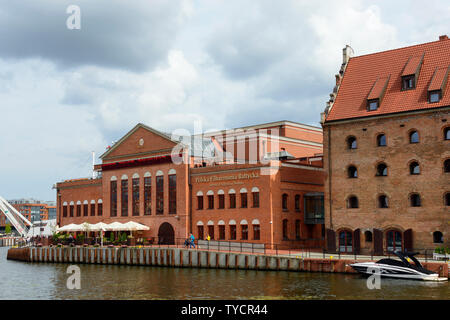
[206,234,210,241]
[189,233,195,248]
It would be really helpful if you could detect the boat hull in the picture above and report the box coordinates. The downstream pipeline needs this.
[349,262,445,281]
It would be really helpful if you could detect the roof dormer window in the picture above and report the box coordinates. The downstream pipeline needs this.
[366,76,389,112]
[428,90,441,103]
[367,99,379,111]
[427,66,448,104]
[402,75,415,90]
[401,54,424,91]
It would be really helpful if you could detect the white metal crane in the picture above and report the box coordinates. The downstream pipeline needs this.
[0,196,32,237]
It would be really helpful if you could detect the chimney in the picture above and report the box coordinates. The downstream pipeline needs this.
[439,35,448,41]
[343,45,354,65]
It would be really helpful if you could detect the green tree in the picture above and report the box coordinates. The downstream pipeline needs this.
[5,223,11,234]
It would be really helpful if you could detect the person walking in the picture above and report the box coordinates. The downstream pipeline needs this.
[206,234,211,241]
[189,233,195,248]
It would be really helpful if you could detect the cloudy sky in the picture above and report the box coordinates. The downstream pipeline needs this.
[0,0,448,201]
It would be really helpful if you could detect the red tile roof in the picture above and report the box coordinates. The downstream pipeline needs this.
[325,37,450,122]
[367,76,390,101]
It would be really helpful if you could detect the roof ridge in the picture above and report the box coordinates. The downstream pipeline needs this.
[350,37,449,60]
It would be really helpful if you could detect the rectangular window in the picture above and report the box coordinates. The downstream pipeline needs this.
[219,225,225,240]
[197,225,204,240]
[252,192,259,208]
[83,204,88,217]
[76,204,81,217]
[241,224,248,240]
[241,192,247,208]
[156,176,164,214]
[253,224,260,240]
[90,203,95,216]
[208,225,214,240]
[121,179,128,216]
[218,194,225,209]
[208,195,214,209]
[229,225,236,240]
[69,205,74,217]
[197,196,203,210]
[428,90,441,103]
[110,181,117,217]
[144,177,151,215]
[229,194,236,208]
[367,99,379,111]
[98,203,103,216]
[402,75,415,90]
[132,178,140,216]
[295,220,301,240]
[63,206,67,217]
[168,174,176,214]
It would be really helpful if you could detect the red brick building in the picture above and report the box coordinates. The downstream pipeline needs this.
[56,121,325,248]
[322,36,450,254]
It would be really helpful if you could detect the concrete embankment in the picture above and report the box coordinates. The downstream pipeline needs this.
[6,246,449,278]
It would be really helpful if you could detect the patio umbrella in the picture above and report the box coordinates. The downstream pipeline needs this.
[57,223,83,232]
[105,222,127,231]
[91,222,108,246]
[123,221,150,231]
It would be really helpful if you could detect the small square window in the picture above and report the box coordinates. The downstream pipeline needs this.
[429,91,441,103]
[402,76,415,90]
[367,99,378,111]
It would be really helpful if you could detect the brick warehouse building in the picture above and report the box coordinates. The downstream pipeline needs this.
[322,36,450,254]
[55,121,325,248]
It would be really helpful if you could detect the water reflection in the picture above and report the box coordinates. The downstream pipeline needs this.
[0,248,448,300]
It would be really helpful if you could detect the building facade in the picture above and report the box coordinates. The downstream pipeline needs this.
[56,121,325,248]
[322,36,450,254]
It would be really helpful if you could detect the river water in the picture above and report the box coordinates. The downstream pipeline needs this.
[0,247,448,300]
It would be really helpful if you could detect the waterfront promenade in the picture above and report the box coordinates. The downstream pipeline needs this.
[7,245,449,278]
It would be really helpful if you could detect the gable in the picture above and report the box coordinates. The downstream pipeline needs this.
[101,124,177,162]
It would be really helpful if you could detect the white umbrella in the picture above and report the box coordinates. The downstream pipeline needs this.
[105,222,127,231]
[91,222,108,246]
[57,223,83,232]
[124,221,150,231]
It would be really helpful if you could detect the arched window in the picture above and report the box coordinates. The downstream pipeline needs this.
[410,193,421,207]
[433,231,443,244]
[409,161,420,175]
[347,136,357,149]
[347,196,359,209]
[444,159,450,173]
[229,220,237,240]
[229,189,236,209]
[364,231,372,242]
[445,192,450,206]
[218,190,225,209]
[377,134,386,147]
[348,165,358,178]
[62,202,68,217]
[196,191,204,210]
[207,190,214,209]
[444,127,450,140]
[197,221,204,240]
[386,230,402,252]
[252,219,260,240]
[409,130,419,143]
[339,230,353,252]
[240,188,248,208]
[218,220,226,240]
[207,221,214,240]
[295,195,301,212]
[378,195,388,208]
[282,193,288,211]
[251,187,259,208]
[376,163,388,176]
[282,219,288,240]
[240,220,248,240]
